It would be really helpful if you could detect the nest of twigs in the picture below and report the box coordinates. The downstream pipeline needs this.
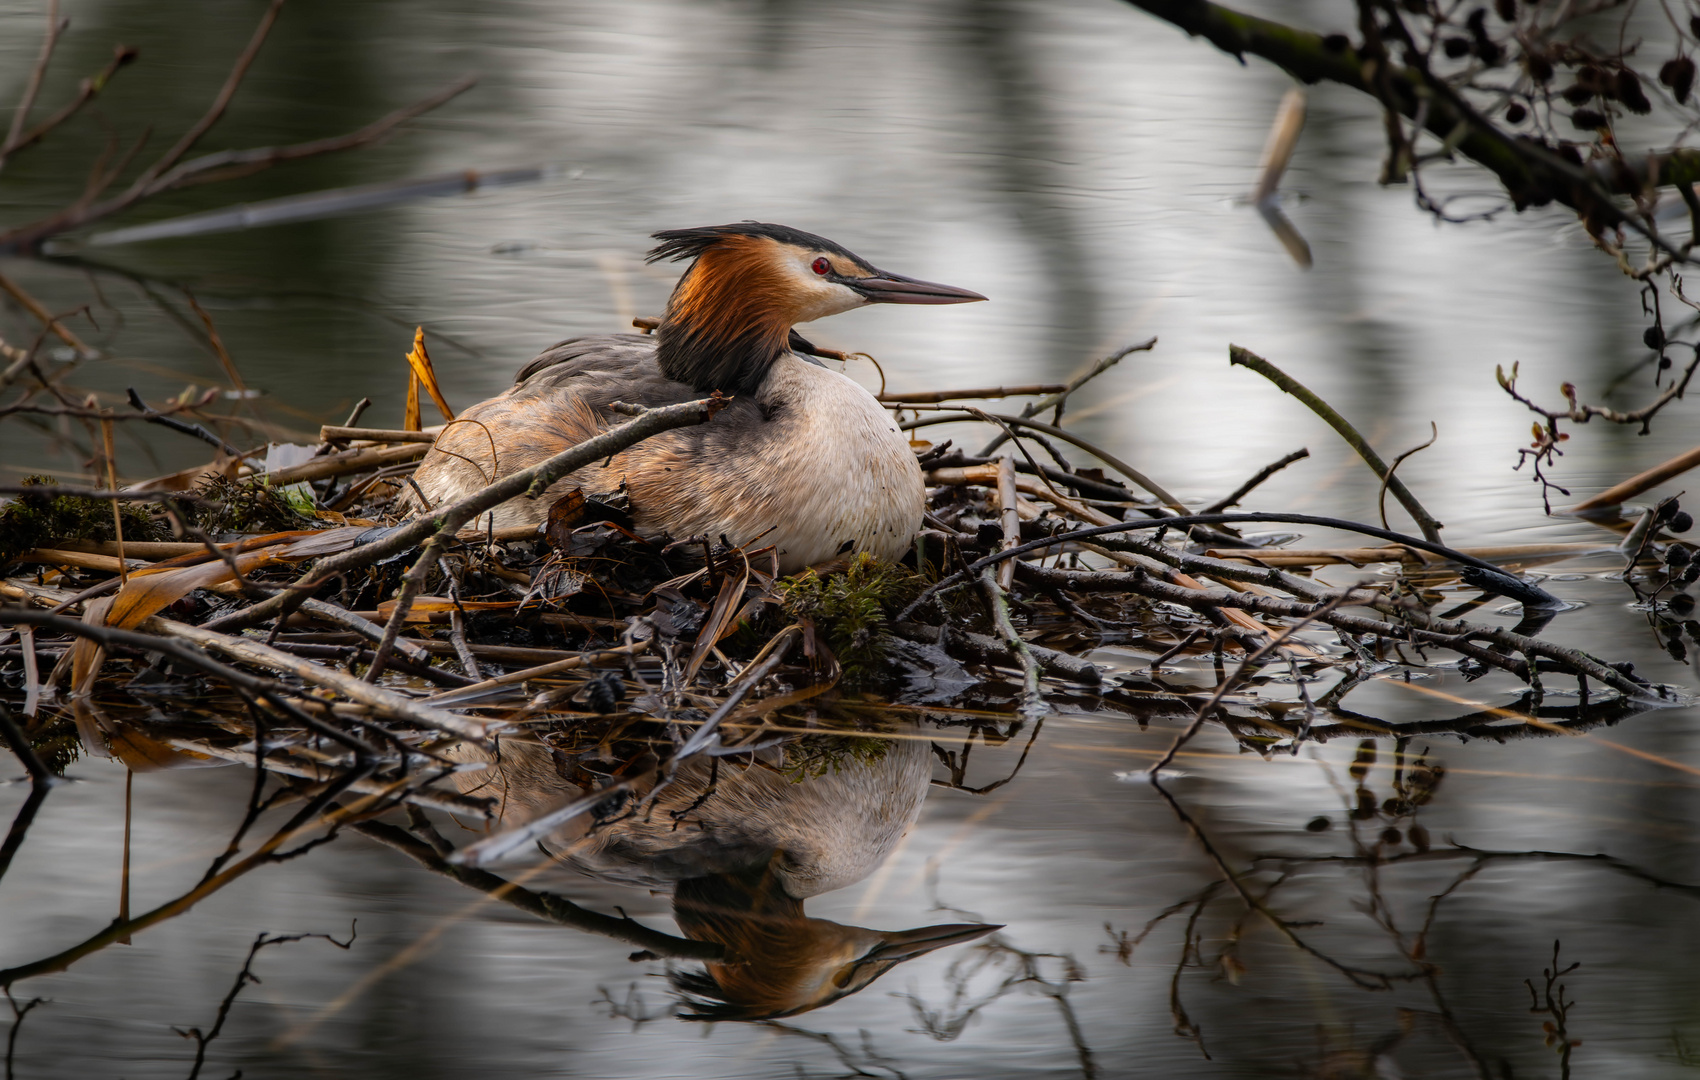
[2,332,1694,867]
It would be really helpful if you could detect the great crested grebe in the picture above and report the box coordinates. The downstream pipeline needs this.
[405,223,985,572]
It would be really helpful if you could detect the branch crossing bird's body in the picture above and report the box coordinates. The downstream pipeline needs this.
[406,223,985,572]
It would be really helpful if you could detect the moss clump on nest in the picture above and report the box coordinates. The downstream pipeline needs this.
[0,475,164,564]
[775,553,921,686]
[780,732,891,783]
[27,715,81,775]
[191,474,317,535]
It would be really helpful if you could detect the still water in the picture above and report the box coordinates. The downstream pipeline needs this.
[3,0,1699,1077]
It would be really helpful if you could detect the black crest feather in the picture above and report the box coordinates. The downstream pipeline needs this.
[647,222,859,264]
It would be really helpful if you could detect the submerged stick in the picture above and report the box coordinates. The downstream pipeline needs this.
[1229,346,1444,544]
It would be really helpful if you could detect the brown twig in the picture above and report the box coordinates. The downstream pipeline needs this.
[1230,346,1444,543]
[0,1,66,167]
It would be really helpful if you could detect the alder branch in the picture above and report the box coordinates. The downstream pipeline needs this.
[1116,0,1699,243]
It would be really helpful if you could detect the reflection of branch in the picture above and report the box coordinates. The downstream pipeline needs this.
[1253,844,1700,902]
[1150,777,1416,989]
[4,988,45,1080]
[928,719,1044,795]
[179,926,355,1080]
[902,901,1099,1079]
[0,705,57,887]
[0,0,477,257]
[1524,940,1581,1080]
[0,771,378,988]
[761,1022,910,1080]
[350,820,721,960]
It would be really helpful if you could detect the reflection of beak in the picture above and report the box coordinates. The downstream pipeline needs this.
[866,922,1001,963]
[848,269,988,305]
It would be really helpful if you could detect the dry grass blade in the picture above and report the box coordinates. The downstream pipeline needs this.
[403,328,455,423]
[685,550,750,683]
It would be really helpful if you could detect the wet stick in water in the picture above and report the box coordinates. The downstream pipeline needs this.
[980,570,1042,719]
[0,704,57,887]
[1568,443,1700,519]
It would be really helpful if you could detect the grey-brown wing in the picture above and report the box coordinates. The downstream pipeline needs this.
[508,333,768,433]
[510,334,665,391]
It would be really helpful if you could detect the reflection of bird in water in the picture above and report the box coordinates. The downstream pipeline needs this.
[670,857,996,1021]
[451,724,998,1019]
[407,223,985,573]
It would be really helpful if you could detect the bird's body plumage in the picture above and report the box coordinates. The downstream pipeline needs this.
[404,223,983,573]
[447,726,998,1020]
[410,333,924,571]
[450,727,932,898]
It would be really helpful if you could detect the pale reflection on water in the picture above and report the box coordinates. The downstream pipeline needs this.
[2,0,1699,1077]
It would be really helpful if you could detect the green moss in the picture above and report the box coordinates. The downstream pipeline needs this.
[0,476,163,564]
[775,553,920,686]
[780,732,891,783]
[28,714,80,775]
[191,474,317,535]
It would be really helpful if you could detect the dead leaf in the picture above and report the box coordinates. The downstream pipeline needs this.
[69,595,114,699]
[685,551,750,682]
[107,722,219,772]
[545,489,589,549]
[405,370,421,432]
[404,326,455,422]
[105,545,289,632]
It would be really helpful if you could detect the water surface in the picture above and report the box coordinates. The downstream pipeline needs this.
[3,1,1699,1077]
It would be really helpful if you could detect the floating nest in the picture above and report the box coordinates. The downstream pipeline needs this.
[1,337,1693,865]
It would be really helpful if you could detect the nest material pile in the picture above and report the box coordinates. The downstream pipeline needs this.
[1,334,1694,864]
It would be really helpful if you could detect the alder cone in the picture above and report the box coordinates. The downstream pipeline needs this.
[1616,69,1652,114]
[1660,57,1695,105]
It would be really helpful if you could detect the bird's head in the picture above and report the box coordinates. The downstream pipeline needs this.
[669,860,1000,1021]
[646,222,985,395]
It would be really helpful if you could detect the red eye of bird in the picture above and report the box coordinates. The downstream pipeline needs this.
[811,257,831,276]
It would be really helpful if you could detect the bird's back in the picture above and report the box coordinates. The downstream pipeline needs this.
[408,334,922,571]
[407,332,764,524]
[449,731,932,899]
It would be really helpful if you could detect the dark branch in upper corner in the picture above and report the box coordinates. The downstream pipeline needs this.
[1116,0,1699,253]
[0,0,477,256]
